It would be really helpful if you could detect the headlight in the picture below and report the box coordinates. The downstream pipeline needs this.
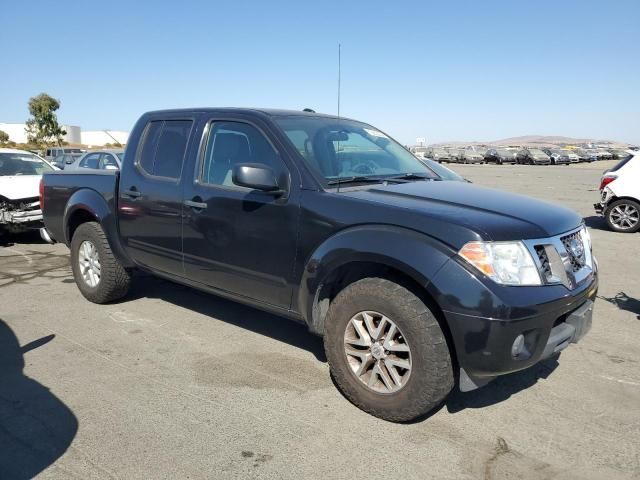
[459,241,542,286]
[581,226,591,251]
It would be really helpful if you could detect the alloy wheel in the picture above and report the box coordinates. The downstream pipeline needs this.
[343,311,412,394]
[610,203,639,230]
[78,240,101,287]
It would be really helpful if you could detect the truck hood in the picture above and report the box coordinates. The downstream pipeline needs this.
[338,180,582,241]
[0,175,41,200]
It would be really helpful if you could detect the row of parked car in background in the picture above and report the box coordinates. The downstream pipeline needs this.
[43,147,124,171]
[411,145,630,166]
[1,137,637,239]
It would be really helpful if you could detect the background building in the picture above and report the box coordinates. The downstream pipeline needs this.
[0,122,82,144]
[0,123,126,146]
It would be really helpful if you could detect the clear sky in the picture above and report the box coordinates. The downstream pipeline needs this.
[2,0,639,144]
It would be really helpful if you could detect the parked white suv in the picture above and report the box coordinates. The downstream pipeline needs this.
[595,150,639,232]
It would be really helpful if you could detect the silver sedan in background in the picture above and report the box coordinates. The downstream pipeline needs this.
[65,149,124,171]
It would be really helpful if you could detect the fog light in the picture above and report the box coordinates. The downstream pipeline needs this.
[511,334,526,358]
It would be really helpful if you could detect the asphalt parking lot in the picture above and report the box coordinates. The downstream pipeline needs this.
[1,161,639,480]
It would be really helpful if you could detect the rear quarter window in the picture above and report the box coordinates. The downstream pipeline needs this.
[609,154,634,172]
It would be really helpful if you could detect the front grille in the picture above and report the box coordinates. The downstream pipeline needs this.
[535,246,553,281]
[525,226,593,290]
[0,196,40,211]
[560,231,586,272]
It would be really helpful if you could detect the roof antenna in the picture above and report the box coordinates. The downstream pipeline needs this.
[336,43,343,193]
[337,43,341,118]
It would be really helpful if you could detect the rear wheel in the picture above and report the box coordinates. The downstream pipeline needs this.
[605,199,640,233]
[70,222,131,303]
[324,277,454,422]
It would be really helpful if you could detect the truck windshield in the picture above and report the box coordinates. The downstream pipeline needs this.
[274,116,437,185]
[0,153,54,176]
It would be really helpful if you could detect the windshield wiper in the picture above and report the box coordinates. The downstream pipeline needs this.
[327,176,388,186]
[327,173,440,186]
[387,173,441,181]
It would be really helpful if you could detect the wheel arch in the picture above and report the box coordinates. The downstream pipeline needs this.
[605,194,640,206]
[298,225,455,334]
[64,189,134,267]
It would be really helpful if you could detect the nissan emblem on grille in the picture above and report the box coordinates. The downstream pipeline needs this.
[561,232,586,272]
[568,238,584,264]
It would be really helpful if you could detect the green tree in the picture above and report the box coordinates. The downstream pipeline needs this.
[0,130,9,145]
[25,93,67,147]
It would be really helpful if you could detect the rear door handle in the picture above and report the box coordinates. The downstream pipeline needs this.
[123,189,141,198]
[184,199,207,210]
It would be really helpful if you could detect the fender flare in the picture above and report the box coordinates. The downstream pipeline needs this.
[297,224,455,333]
[63,189,134,267]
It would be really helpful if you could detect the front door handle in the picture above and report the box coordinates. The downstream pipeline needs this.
[184,199,207,210]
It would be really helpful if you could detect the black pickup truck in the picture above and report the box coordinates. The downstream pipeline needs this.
[41,108,598,421]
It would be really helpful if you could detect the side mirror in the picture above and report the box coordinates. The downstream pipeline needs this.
[232,163,282,193]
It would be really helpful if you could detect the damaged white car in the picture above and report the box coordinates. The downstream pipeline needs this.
[0,148,56,235]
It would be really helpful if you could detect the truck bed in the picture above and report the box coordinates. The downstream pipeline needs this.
[42,170,119,245]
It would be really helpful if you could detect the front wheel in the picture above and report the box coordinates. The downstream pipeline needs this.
[605,199,640,233]
[324,278,454,422]
[70,222,132,303]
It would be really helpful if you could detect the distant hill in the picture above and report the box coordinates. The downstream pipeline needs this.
[431,135,630,148]
[490,135,623,147]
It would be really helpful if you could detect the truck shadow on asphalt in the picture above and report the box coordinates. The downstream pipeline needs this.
[583,215,609,231]
[598,292,640,319]
[0,319,78,479]
[126,274,327,362]
[445,357,559,415]
[125,275,567,420]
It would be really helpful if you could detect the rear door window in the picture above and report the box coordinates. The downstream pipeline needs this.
[137,120,193,179]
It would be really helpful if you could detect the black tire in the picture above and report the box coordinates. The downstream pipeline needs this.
[70,222,131,303]
[604,199,640,233]
[324,277,454,422]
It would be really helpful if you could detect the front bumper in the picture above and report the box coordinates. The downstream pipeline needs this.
[0,204,43,232]
[594,188,610,215]
[431,251,598,391]
[455,285,597,391]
